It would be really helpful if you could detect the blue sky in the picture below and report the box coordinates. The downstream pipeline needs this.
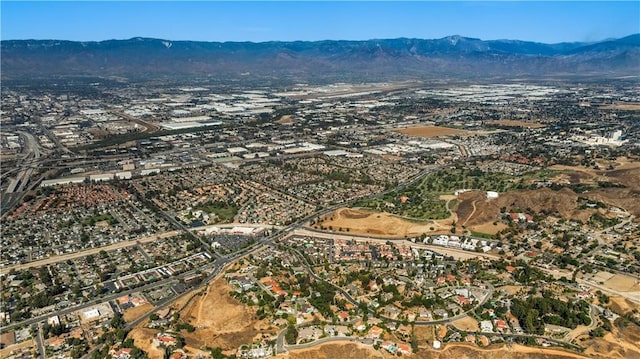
[2,1,639,43]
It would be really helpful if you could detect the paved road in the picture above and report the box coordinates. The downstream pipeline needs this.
[0,231,180,274]
[275,325,374,353]
[286,243,495,326]
[1,277,178,333]
[35,322,46,359]
[563,304,598,342]
[292,228,500,261]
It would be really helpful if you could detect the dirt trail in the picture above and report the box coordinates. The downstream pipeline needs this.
[462,199,478,227]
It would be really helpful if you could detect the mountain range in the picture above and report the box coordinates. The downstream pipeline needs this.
[1,34,639,82]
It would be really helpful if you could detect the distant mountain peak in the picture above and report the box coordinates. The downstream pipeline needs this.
[1,34,638,81]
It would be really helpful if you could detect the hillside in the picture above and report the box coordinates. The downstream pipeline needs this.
[1,35,639,82]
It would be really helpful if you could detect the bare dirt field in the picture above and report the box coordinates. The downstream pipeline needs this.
[279,342,590,359]
[413,325,436,344]
[396,126,468,138]
[0,339,36,359]
[436,324,448,339]
[126,277,275,358]
[603,274,640,292]
[276,115,296,125]
[485,120,546,128]
[600,102,640,111]
[319,208,456,238]
[451,317,479,332]
[123,303,153,323]
[128,327,164,359]
[178,276,277,350]
[499,285,525,296]
[468,221,508,236]
[609,296,638,315]
[277,342,384,359]
[591,271,616,284]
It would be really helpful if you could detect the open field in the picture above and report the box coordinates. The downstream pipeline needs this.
[276,115,296,125]
[318,208,456,238]
[0,339,36,359]
[128,327,165,359]
[276,342,384,359]
[126,276,274,358]
[468,221,508,236]
[485,120,546,128]
[451,317,480,332]
[278,341,590,359]
[499,285,525,296]
[179,276,276,350]
[123,303,153,323]
[599,102,640,111]
[396,125,468,138]
[608,296,638,315]
[603,274,640,293]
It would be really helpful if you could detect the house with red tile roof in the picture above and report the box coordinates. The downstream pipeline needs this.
[354,321,366,331]
[338,311,350,322]
[494,319,509,332]
[112,348,132,359]
[397,343,412,355]
[368,325,383,339]
[153,333,177,347]
[456,296,472,306]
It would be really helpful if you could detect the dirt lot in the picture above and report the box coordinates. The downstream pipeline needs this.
[600,102,640,111]
[451,317,480,332]
[178,276,277,350]
[499,285,525,296]
[126,277,276,358]
[276,115,296,125]
[279,342,590,359]
[485,120,546,128]
[396,125,469,138]
[0,339,36,358]
[276,342,384,359]
[123,303,153,323]
[604,274,640,292]
[128,327,165,359]
[319,208,456,238]
[468,221,508,235]
[608,296,638,315]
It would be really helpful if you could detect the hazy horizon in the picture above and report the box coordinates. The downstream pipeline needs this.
[2,1,639,44]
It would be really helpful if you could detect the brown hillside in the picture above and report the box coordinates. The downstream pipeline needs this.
[457,187,594,227]
[582,320,640,359]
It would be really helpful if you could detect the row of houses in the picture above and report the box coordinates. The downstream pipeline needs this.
[428,235,493,252]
